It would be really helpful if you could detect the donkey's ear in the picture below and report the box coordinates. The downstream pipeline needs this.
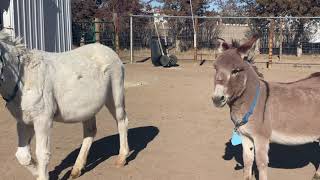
[237,34,259,57]
[222,42,230,50]
[217,37,229,51]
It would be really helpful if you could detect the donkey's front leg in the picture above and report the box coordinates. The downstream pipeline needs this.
[15,122,38,176]
[242,135,254,180]
[34,117,52,180]
[254,137,270,180]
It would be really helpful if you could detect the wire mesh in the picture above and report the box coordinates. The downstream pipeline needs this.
[72,16,320,64]
[128,16,320,62]
[72,21,115,48]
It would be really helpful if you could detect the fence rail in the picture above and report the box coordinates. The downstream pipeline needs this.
[72,15,320,66]
[131,14,320,19]
[72,20,115,48]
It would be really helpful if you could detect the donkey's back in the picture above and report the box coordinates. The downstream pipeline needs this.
[42,43,125,123]
[280,72,320,87]
[266,73,320,145]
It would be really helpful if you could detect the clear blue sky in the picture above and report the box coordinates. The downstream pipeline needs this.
[152,2,163,7]
[147,1,163,7]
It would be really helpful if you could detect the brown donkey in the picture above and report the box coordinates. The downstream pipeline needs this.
[212,35,320,180]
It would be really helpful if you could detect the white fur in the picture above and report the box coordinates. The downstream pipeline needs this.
[71,117,97,178]
[71,137,93,177]
[15,146,32,166]
[0,31,129,180]
[213,84,227,97]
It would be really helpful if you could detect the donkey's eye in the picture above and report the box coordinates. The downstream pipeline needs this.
[231,68,243,75]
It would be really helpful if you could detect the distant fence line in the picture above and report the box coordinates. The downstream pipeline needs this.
[72,15,320,65]
[130,14,320,19]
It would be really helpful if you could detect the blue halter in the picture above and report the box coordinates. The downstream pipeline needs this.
[231,82,260,146]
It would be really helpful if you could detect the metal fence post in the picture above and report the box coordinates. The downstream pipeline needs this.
[125,15,320,64]
[267,18,274,68]
[95,17,101,43]
[279,18,283,60]
[194,16,198,61]
[113,13,120,53]
[130,15,133,64]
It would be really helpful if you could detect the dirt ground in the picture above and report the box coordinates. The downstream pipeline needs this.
[1,60,320,180]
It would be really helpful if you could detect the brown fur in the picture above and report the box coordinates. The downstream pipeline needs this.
[213,36,320,180]
[280,72,320,85]
[218,36,263,79]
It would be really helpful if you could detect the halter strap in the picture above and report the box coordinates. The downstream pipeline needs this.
[232,81,260,130]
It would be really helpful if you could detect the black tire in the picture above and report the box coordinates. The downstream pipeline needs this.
[160,55,170,67]
[169,54,178,66]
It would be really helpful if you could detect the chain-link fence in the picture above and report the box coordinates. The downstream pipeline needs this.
[72,16,320,65]
[128,15,320,63]
[72,20,115,48]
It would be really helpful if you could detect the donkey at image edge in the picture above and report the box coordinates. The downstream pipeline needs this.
[0,31,129,180]
[212,35,320,180]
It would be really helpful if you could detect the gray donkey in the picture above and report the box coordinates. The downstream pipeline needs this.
[212,35,320,180]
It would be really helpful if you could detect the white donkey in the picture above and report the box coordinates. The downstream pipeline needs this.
[0,31,129,180]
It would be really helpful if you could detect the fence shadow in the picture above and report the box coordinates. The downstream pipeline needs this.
[223,141,320,172]
[50,126,159,180]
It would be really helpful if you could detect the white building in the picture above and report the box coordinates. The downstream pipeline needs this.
[0,0,72,52]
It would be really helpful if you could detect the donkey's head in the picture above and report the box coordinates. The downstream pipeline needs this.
[212,35,259,107]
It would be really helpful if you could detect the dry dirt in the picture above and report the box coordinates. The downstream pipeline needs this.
[0,60,320,180]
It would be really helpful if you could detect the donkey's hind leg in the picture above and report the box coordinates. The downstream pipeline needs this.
[15,122,38,176]
[105,94,129,167]
[114,113,129,167]
[106,100,129,167]
[71,117,97,179]
[105,68,129,167]
[313,168,320,180]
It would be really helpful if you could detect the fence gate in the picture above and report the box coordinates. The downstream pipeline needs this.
[72,20,115,49]
[128,15,320,66]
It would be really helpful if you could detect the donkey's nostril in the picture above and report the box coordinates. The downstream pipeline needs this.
[212,95,226,105]
[212,95,227,108]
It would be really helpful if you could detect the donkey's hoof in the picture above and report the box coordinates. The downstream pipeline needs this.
[313,173,320,180]
[115,157,126,168]
[70,167,82,179]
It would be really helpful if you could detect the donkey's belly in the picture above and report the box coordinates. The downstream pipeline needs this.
[54,81,109,123]
[55,102,105,123]
[270,130,319,145]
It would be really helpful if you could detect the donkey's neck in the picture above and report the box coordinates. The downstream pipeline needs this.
[229,67,260,121]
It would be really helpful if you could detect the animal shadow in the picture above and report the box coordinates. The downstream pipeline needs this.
[49,126,159,180]
[223,141,320,178]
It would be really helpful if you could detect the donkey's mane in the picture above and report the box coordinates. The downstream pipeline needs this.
[0,30,26,53]
[280,72,320,85]
[309,72,320,78]
[231,39,240,48]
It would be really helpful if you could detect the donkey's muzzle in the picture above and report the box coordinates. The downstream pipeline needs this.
[212,96,227,107]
